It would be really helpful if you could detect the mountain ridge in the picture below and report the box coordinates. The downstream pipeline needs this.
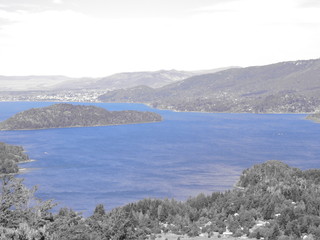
[98,58,320,113]
[0,67,236,92]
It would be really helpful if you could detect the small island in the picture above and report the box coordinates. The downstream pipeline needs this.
[0,103,162,130]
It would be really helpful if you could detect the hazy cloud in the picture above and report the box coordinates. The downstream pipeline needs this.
[53,0,63,4]
[0,8,25,27]
[0,17,13,28]
[0,1,68,14]
[0,0,319,77]
[189,0,239,14]
[299,0,320,8]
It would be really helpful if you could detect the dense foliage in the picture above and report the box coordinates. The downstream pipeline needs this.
[0,103,162,130]
[2,160,320,239]
[0,142,29,174]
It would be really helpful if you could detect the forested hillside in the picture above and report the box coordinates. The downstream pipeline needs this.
[1,160,320,239]
[0,142,29,174]
[99,58,320,113]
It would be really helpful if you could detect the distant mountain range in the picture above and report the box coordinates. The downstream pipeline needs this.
[52,70,194,90]
[98,58,320,113]
[0,75,77,91]
[2,58,320,114]
[0,67,235,91]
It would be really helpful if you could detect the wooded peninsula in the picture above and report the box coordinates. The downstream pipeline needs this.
[0,142,29,174]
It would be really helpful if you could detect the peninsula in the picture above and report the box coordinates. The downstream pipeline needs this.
[0,142,29,174]
[0,103,162,130]
[306,112,320,123]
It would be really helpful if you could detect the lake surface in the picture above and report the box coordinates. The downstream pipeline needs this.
[0,102,320,215]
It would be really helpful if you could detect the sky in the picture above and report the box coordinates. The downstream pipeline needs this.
[0,0,319,77]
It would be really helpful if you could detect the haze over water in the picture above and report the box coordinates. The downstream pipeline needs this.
[0,102,319,215]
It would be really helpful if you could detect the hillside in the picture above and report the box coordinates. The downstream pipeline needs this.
[2,160,320,239]
[0,70,194,92]
[0,68,235,94]
[98,58,320,113]
[52,68,234,90]
[56,70,194,90]
[106,160,320,239]
[0,142,29,174]
[0,103,162,130]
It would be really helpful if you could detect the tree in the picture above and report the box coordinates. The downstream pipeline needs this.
[0,176,56,238]
[0,176,56,227]
[93,204,106,218]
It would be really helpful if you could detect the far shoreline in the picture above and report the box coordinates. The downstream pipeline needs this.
[0,100,317,115]
[0,120,163,131]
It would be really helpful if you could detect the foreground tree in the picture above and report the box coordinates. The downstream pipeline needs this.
[0,176,56,239]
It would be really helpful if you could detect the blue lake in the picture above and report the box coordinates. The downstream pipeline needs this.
[0,102,320,216]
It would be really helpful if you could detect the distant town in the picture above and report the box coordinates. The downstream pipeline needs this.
[0,89,105,103]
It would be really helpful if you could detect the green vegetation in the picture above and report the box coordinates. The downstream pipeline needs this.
[0,142,29,174]
[0,103,162,130]
[2,160,320,239]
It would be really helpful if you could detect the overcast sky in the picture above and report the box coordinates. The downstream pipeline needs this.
[0,0,319,77]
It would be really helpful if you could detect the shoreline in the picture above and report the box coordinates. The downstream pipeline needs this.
[18,167,38,175]
[16,159,37,175]
[117,102,318,115]
[0,100,318,115]
[0,119,162,131]
[18,159,37,175]
[19,159,36,164]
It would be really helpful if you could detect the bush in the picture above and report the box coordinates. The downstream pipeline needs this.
[233,229,243,237]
